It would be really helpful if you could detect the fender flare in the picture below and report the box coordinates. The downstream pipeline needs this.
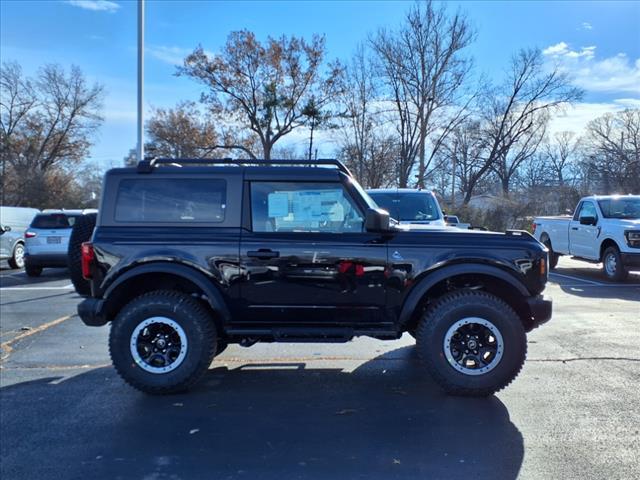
[103,262,231,323]
[398,263,529,327]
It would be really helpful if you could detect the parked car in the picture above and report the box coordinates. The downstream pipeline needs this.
[533,195,640,281]
[23,209,97,277]
[77,158,551,397]
[367,188,446,226]
[0,206,40,269]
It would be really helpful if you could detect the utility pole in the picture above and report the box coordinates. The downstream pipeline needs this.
[451,144,456,207]
[136,0,145,164]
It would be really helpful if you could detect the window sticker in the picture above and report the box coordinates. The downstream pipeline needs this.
[268,192,290,218]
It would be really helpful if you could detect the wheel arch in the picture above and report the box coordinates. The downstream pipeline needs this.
[399,264,533,332]
[599,238,619,261]
[102,263,231,325]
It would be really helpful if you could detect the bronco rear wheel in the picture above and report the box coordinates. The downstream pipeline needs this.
[109,290,217,394]
[416,290,526,397]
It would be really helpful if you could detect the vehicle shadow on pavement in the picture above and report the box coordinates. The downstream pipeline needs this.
[0,346,524,480]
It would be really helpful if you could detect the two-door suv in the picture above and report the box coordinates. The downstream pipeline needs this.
[77,158,552,396]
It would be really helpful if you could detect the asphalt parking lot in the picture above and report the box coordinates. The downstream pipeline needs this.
[1,258,639,480]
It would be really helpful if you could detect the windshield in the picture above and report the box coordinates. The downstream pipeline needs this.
[369,192,441,221]
[597,198,640,219]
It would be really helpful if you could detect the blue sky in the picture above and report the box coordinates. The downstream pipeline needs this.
[1,0,639,168]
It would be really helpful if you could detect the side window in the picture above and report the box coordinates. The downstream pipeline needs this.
[572,202,583,221]
[115,179,226,223]
[250,182,364,233]
[579,202,597,220]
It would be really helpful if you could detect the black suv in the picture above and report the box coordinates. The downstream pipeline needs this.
[77,158,552,396]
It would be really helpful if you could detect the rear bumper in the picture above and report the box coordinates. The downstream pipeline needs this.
[78,298,108,326]
[620,252,640,269]
[24,253,68,267]
[526,294,552,330]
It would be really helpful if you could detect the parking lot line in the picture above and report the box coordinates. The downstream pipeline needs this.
[1,314,75,360]
[0,284,74,291]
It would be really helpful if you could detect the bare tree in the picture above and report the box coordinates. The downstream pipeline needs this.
[1,62,104,207]
[462,48,583,204]
[491,111,547,195]
[371,0,473,187]
[437,119,488,204]
[178,30,343,160]
[544,131,580,186]
[582,109,640,192]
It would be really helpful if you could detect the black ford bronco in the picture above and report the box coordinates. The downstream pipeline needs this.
[77,158,552,396]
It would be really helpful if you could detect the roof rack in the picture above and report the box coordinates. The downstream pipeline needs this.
[136,157,353,176]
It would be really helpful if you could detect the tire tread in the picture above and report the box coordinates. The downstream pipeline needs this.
[416,289,527,397]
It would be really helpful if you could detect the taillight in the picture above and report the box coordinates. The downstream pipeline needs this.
[531,223,537,234]
[81,242,95,279]
[25,231,37,238]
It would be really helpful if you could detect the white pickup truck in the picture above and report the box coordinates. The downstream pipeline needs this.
[533,195,640,281]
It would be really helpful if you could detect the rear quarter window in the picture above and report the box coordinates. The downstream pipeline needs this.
[114,178,226,223]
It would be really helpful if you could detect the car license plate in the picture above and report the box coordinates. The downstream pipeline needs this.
[47,236,62,244]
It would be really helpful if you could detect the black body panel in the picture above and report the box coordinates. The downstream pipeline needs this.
[78,164,551,337]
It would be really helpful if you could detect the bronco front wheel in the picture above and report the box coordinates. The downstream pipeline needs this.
[109,290,217,394]
[416,290,527,397]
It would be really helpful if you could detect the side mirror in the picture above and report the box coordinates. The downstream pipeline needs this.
[579,216,597,226]
[0,225,11,233]
[365,208,390,232]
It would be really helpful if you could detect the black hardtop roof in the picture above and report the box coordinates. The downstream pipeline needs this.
[106,165,346,181]
[106,158,351,181]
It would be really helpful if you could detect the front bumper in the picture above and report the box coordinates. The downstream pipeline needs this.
[526,294,552,330]
[78,298,108,326]
[620,252,640,269]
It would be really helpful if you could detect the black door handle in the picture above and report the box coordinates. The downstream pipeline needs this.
[571,227,578,230]
[247,249,280,259]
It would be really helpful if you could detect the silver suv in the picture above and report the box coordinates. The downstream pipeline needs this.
[24,209,96,277]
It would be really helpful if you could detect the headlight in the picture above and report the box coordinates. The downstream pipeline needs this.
[624,230,640,248]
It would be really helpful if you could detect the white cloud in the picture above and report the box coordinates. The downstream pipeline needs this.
[66,1,120,13]
[548,100,637,136]
[543,42,595,60]
[581,22,593,31]
[543,42,640,94]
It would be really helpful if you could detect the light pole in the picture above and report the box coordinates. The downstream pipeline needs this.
[136,0,145,163]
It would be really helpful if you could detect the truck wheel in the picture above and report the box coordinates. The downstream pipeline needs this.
[602,246,628,282]
[68,213,97,296]
[543,240,559,270]
[109,290,217,394]
[25,263,42,277]
[416,290,527,397]
[8,243,25,269]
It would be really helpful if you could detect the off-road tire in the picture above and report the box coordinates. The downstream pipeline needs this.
[25,263,42,277]
[416,290,527,397]
[543,239,559,270]
[8,243,25,269]
[602,246,628,282]
[110,290,217,394]
[68,213,97,296]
